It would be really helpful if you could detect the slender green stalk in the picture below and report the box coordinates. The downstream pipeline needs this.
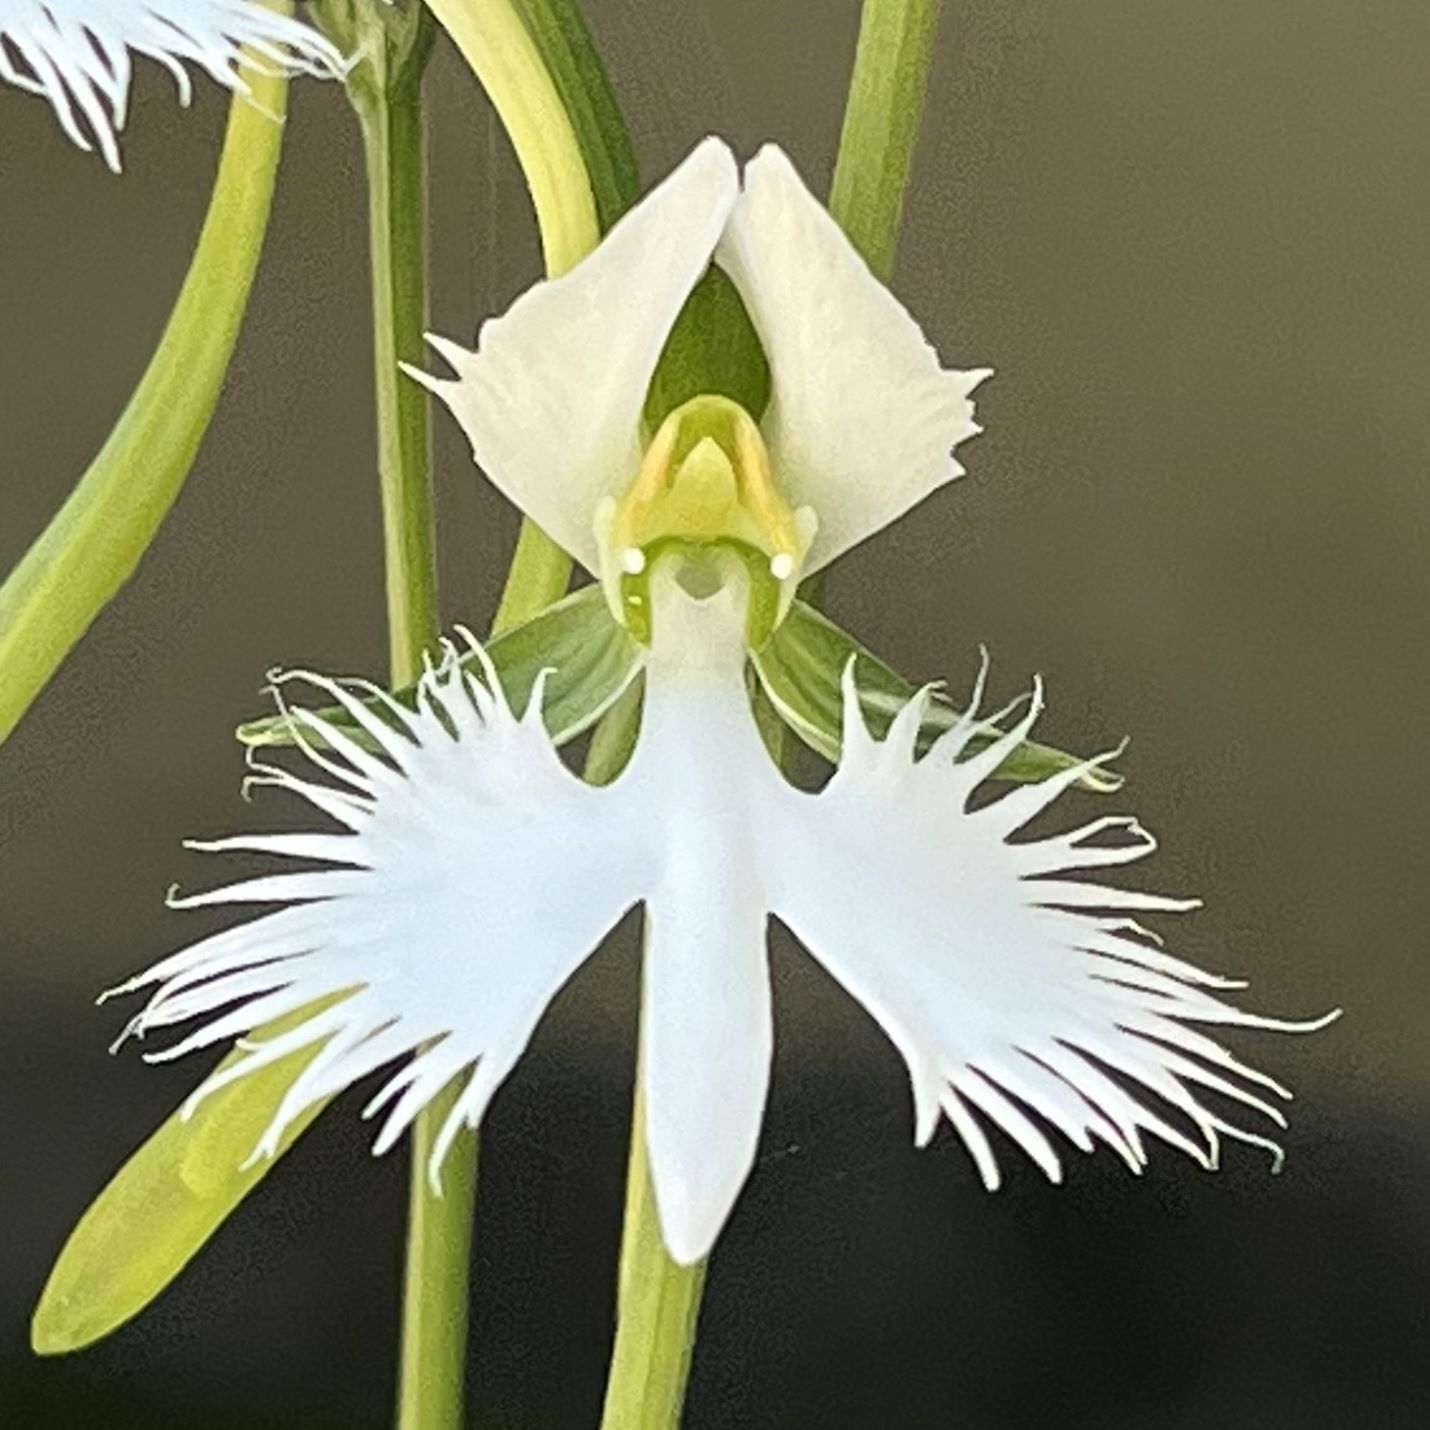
[601,6,947,1427]
[0,52,289,747]
[427,0,599,278]
[335,10,471,1429]
[600,1065,707,1429]
[804,0,945,629]
[829,0,944,281]
[352,48,440,687]
[490,515,574,632]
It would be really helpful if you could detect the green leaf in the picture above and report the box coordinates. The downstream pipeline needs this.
[32,999,343,1355]
[753,600,1123,791]
[238,583,641,749]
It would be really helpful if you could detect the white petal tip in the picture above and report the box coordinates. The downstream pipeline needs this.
[744,141,795,174]
[913,1109,940,1149]
[659,1220,714,1269]
[688,134,741,179]
[651,1177,721,1267]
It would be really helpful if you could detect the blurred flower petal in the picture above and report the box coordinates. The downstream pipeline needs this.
[0,0,345,171]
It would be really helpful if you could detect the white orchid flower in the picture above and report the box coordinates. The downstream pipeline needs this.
[0,1,345,172]
[108,138,1334,1264]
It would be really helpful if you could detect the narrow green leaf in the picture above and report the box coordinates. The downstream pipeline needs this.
[753,600,1123,791]
[508,0,770,434]
[512,0,641,230]
[32,999,343,1355]
[0,61,288,748]
[238,583,642,750]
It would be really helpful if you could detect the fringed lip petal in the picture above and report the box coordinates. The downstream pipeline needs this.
[0,0,346,172]
[107,586,1335,1263]
[766,660,1338,1197]
[113,639,647,1185]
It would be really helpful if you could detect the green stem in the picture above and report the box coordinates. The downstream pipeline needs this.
[829,0,944,282]
[600,1068,707,1429]
[354,61,439,688]
[0,51,289,747]
[343,13,469,1429]
[490,518,573,633]
[800,0,943,617]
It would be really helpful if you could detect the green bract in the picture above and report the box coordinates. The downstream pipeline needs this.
[32,999,341,1354]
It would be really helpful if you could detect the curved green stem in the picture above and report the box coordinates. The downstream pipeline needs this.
[0,51,289,747]
[426,0,605,628]
[425,0,599,278]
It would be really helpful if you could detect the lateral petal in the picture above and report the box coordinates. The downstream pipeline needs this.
[409,138,740,574]
[0,0,345,172]
[716,145,991,572]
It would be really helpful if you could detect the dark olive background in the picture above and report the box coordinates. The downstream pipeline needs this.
[2,1,1427,1426]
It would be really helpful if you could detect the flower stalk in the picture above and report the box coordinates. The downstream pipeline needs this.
[328,7,471,1427]
[600,1062,707,1430]
[829,0,945,282]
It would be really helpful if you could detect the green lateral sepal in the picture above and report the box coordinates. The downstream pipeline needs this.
[238,583,642,750]
[752,599,1123,792]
